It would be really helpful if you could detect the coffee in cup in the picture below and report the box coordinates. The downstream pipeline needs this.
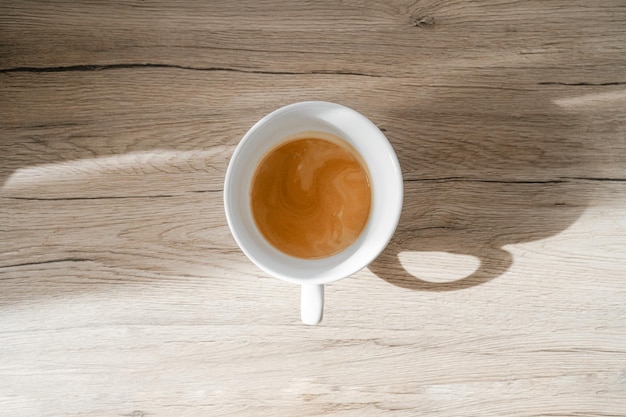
[250,132,371,259]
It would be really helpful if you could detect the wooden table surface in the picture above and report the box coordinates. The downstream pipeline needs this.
[2,1,626,416]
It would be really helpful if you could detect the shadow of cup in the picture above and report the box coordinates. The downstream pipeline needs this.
[368,87,595,291]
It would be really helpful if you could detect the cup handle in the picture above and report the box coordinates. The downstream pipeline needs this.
[301,284,324,325]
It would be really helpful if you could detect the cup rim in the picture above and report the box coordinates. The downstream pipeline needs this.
[224,101,403,285]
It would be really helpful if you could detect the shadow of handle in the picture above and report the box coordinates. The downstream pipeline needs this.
[370,248,513,292]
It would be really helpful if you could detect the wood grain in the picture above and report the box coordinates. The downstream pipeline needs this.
[1,1,626,416]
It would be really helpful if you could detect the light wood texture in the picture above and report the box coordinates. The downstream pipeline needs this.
[2,1,626,416]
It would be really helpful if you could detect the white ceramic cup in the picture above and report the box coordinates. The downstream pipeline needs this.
[224,101,403,324]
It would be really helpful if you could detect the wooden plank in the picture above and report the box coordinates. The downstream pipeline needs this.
[2,71,625,189]
[1,1,626,83]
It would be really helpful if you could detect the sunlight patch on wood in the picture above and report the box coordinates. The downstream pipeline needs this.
[554,89,626,109]
[2,148,229,191]
[397,251,481,283]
